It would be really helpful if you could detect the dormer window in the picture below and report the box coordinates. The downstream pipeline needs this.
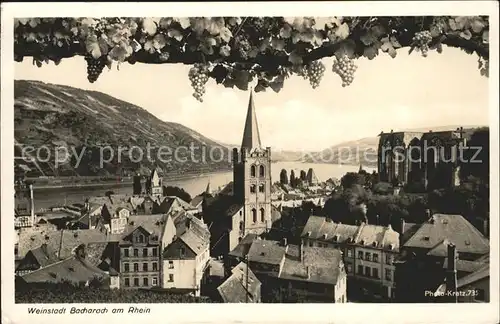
[372,242,377,247]
[323,234,328,240]
[307,231,311,237]
[423,236,430,241]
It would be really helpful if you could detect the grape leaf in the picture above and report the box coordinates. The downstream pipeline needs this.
[233,70,251,91]
[430,25,442,38]
[142,18,157,36]
[288,51,303,65]
[370,25,386,38]
[174,17,191,29]
[153,34,167,50]
[226,17,242,26]
[25,32,37,43]
[380,38,397,58]
[454,16,469,30]
[459,30,472,40]
[29,18,41,28]
[109,43,132,61]
[314,17,341,30]
[191,18,208,35]
[206,17,225,36]
[219,27,233,43]
[363,46,378,60]
[85,35,102,59]
[210,65,229,84]
[144,40,155,54]
[167,29,183,42]
[269,75,284,93]
[390,36,401,48]
[71,27,79,36]
[332,23,349,41]
[159,18,173,29]
[280,24,292,38]
[334,40,356,59]
[299,30,323,46]
[17,18,30,26]
[200,37,217,55]
[248,47,259,58]
[448,19,458,31]
[360,32,377,46]
[470,17,486,33]
[271,38,285,51]
[219,45,231,57]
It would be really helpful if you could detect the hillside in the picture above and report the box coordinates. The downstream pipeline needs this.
[14,80,232,178]
[306,125,487,167]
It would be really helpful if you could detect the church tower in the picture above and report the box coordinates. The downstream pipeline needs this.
[233,89,272,235]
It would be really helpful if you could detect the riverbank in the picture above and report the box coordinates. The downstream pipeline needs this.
[32,168,233,190]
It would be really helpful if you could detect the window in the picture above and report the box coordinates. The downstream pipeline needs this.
[250,165,256,177]
[364,266,370,277]
[373,268,379,278]
[309,241,314,247]
[250,185,256,193]
[152,277,158,286]
[136,235,144,243]
[153,262,158,271]
[124,263,130,272]
[143,263,148,272]
[143,248,148,257]
[124,249,129,257]
[180,247,185,257]
[385,269,392,281]
[347,249,353,258]
[346,264,352,273]
[385,254,392,265]
[373,254,379,263]
[133,278,139,286]
[474,289,485,301]
[259,165,265,177]
[143,278,149,286]
[365,252,371,261]
[124,278,130,287]
[169,274,174,282]
[133,263,139,272]
[252,208,257,223]
[133,249,139,257]
[358,251,363,260]
[167,261,173,269]
[260,208,265,222]
[259,184,265,193]
[357,265,363,274]
[152,247,157,257]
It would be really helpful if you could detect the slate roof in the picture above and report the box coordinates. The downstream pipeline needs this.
[17,229,108,260]
[120,214,167,244]
[403,214,489,255]
[247,239,286,265]
[190,195,205,208]
[401,222,420,245]
[179,229,208,255]
[443,258,489,274]
[457,263,489,288]
[219,181,234,196]
[22,244,59,269]
[279,245,344,285]
[22,255,109,284]
[228,234,259,259]
[301,216,399,251]
[217,262,261,303]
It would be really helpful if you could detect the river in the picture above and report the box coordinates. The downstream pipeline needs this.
[32,162,375,210]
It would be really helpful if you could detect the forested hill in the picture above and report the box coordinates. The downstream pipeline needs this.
[14,80,232,178]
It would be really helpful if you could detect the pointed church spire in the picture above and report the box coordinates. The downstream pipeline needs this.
[205,181,211,195]
[241,88,262,150]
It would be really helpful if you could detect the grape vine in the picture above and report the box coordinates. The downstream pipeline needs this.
[13,16,490,100]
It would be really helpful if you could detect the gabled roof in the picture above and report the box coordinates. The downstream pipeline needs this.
[179,230,208,256]
[229,234,259,259]
[403,214,489,255]
[18,244,59,270]
[217,262,261,303]
[247,239,286,266]
[279,246,344,285]
[120,214,167,243]
[21,255,109,284]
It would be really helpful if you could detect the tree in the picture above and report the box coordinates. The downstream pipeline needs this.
[290,170,296,188]
[14,17,489,102]
[341,172,366,189]
[280,168,289,185]
[163,185,192,202]
[300,170,307,181]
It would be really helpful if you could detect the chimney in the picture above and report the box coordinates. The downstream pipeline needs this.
[299,241,304,262]
[445,243,458,303]
[400,218,406,234]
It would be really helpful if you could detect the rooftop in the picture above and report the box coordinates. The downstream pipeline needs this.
[217,262,261,303]
[247,239,287,266]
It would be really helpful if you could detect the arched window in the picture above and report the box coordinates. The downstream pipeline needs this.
[259,184,265,193]
[250,184,256,193]
[260,208,265,222]
[252,209,257,223]
[250,165,256,177]
[259,165,265,177]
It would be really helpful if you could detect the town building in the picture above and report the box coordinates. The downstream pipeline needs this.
[227,238,347,303]
[394,213,489,302]
[377,128,473,190]
[300,215,400,299]
[145,168,163,196]
[216,261,261,303]
[161,212,211,296]
[14,181,36,229]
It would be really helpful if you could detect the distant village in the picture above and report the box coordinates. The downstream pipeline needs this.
[14,91,490,303]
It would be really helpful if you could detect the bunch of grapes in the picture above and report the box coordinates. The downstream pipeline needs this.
[306,60,326,89]
[412,31,433,57]
[235,35,252,60]
[332,55,357,87]
[291,65,309,80]
[188,63,210,102]
[85,55,107,83]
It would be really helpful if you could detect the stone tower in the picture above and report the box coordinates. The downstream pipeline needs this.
[233,89,272,235]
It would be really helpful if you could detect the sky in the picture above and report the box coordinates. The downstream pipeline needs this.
[14,46,489,151]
